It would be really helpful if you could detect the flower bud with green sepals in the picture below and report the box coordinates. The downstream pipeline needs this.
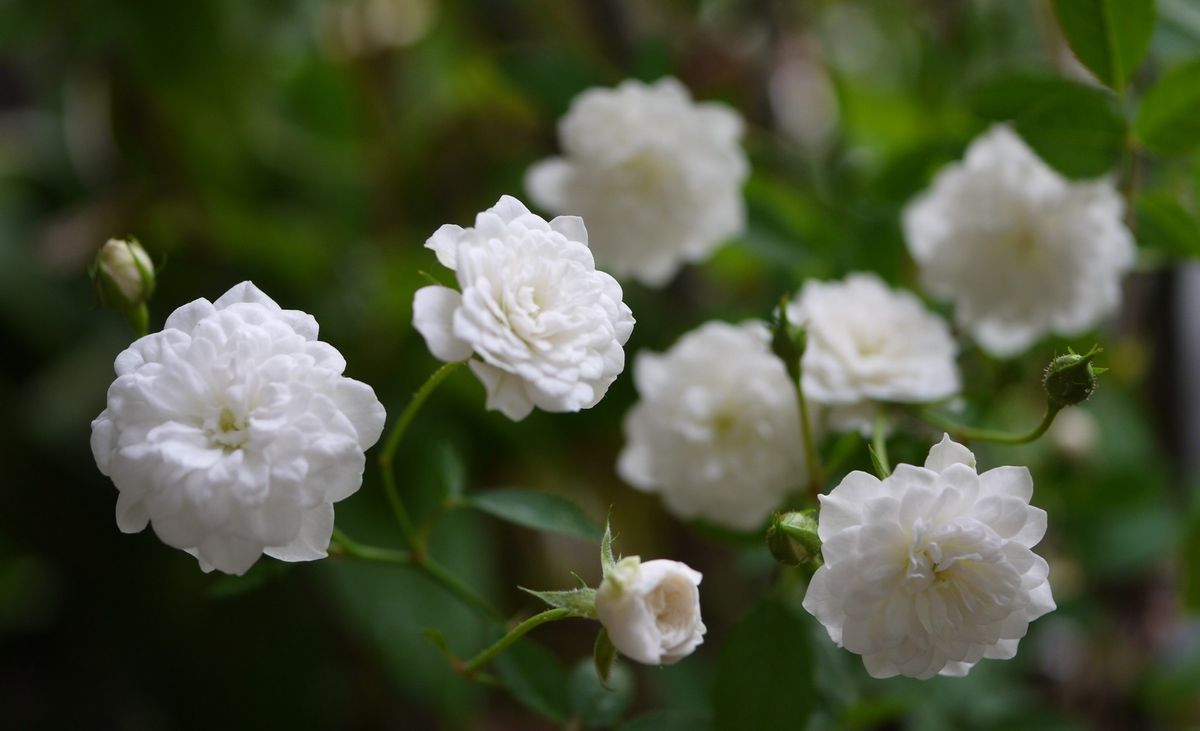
[767,509,822,567]
[1043,346,1106,409]
[92,238,155,312]
[91,237,156,336]
[771,294,806,384]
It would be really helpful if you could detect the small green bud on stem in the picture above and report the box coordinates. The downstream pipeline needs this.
[767,510,822,567]
[770,294,806,385]
[91,237,156,337]
[1044,345,1104,409]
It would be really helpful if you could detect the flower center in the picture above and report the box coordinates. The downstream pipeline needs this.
[902,519,986,593]
[1000,223,1044,266]
[206,406,249,450]
[648,577,694,641]
[621,151,670,194]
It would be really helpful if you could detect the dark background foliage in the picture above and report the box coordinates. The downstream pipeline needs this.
[2,1,1199,729]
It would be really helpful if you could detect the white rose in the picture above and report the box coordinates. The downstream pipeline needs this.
[90,282,386,575]
[803,434,1056,679]
[526,77,748,287]
[412,195,634,421]
[786,272,960,435]
[903,125,1135,357]
[595,556,706,666]
[617,320,807,531]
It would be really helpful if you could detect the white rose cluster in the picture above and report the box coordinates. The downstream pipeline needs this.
[595,556,706,666]
[90,282,386,575]
[526,77,748,287]
[617,321,807,531]
[787,273,960,435]
[903,125,1135,357]
[803,435,1056,679]
[412,195,635,421]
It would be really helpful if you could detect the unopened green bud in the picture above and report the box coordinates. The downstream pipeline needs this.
[767,510,822,567]
[771,295,806,383]
[93,237,155,312]
[1043,346,1105,408]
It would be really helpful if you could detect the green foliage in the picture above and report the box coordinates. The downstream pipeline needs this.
[1185,494,1200,609]
[3,0,1198,728]
[618,710,713,731]
[1136,56,1200,154]
[713,599,816,731]
[593,627,617,688]
[970,74,1126,178]
[569,657,634,728]
[1137,192,1200,256]
[468,488,602,540]
[435,443,467,502]
[495,638,572,723]
[1051,0,1157,89]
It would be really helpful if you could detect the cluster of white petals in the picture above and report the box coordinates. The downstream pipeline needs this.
[786,273,960,435]
[412,196,634,421]
[526,77,748,287]
[595,556,706,666]
[617,321,806,531]
[903,125,1135,357]
[90,282,386,575]
[803,435,1056,679]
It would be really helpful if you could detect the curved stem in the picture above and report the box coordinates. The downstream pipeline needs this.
[331,527,412,564]
[331,527,501,620]
[423,557,504,621]
[462,608,574,675]
[916,404,1063,445]
[378,361,463,554]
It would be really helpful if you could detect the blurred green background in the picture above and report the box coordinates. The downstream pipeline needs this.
[3,0,1200,728]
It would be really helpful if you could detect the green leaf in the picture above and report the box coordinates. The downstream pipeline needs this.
[1136,56,1200,154]
[519,586,597,618]
[713,600,815,731]
[593,627,617,688]
[1051,0,1156,89]
[868,444,891,480]
[970,74,1126,178]
[618,710,712,731]
[494,638,571,723]
[421,628,453,658]
[569,657,634,729]
[1137,192,1200,256]
[468,489,602,540]
[435,443,467,501]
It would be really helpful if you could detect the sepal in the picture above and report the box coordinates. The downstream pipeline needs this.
[520,586,598,618]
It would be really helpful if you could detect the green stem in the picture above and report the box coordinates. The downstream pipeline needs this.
[331,527,411,564]
[871,413,891,478]
[794,375,823,495]
[423,556,504,621]
[378,361,463,554]
[331,527,502,621]
[126,303,149,338]
[917,404,1063,445]
[462,608,573,675]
